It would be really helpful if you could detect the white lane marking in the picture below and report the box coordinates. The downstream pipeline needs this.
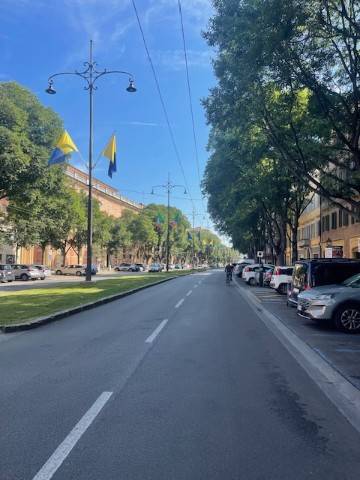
[175,298,184,309]
[194,285,198,289]
[32,392,113,480]
[234,282,360,435]
[186,290,193,297]
[145,319,168,343]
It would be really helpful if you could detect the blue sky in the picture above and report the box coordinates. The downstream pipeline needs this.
[0,0,220,235]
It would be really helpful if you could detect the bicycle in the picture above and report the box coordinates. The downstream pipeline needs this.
[226,272,232,285]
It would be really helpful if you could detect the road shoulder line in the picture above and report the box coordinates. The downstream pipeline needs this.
[234,281,360,434]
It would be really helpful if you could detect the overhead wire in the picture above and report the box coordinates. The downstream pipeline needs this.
[177,0,202,189]
[130,0,195,212]
[177,0,208,228]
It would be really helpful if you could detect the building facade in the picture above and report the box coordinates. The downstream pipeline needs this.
[297,194,321,260]
[3,165,143,268]
[319,198,360,259]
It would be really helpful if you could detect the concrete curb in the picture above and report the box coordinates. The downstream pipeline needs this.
[0,275,187,334]
[234,278,360,434]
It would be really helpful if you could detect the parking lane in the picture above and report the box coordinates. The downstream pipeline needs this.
[236,277,360,390]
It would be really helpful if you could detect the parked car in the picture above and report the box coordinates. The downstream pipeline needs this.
[54,264,93,276]
[12,264,42,281]
[254,266,274,286]
[242,264,260,284]
[242,264,274,286]
[288,259,360,307]
[114,263,132,272]
[0,264,15,283]
[174,264,183,270]
[33,264,51,277]
[149,263,163,272]
[234,261,254,278]
[270,266,294,294]
[297,273,360,333]
[135,263,146,272]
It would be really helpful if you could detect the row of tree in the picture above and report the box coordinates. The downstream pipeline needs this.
[0,81,235,266]
[203,0,360,263]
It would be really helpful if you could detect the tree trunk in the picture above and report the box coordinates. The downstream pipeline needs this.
[291,227,298,264]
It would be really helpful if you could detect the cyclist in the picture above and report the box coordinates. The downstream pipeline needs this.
[225,263,234,283]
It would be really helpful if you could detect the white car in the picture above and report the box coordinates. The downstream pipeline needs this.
[55,265,86,276]
[242,264,274,286]
[33,264,52,277]
[270,266,294,294]
[149,263,163,272]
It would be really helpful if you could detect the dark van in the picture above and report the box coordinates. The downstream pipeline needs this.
[288,259,360,306]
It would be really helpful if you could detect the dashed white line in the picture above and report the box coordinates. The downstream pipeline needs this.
[175,298,185,308]
[186,290,193,297]
[32,391,113,480]
[194,285,198,289]
[145,319,168,343]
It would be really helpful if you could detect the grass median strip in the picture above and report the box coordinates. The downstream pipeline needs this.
[0,271,193,326]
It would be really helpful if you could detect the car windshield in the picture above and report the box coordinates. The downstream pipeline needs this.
[342,273,360,287]
[0,265,11,270]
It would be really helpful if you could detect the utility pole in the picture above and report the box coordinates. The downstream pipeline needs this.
[151,176,187,272]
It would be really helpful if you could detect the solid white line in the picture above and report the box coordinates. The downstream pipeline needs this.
[145,319,168,343]
[234,282,360,434]
[186,290,193,297]
[32,392,113,480]
[175,298,184,308]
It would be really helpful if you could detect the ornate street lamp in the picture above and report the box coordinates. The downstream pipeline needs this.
[46,40,136,281]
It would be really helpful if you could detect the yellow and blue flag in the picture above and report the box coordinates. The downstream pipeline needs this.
[48,130,78,166]
[103,134,117,178]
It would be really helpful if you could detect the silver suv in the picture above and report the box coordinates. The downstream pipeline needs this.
[12,264,43,281]
[0,264,15,283]
[297,273,360,333]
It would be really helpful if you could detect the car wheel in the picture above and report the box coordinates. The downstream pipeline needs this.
[21,273,29,281]
[278,284,287,295]
[55,270,62,275]
[76,271,82,276]
[334,303,360,333]
[249,277,255,286]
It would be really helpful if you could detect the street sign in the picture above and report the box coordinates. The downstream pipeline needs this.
[257,251,264,258]
[325,247,332,258]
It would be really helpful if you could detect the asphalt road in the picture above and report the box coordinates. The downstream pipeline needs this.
[1,270,360,479]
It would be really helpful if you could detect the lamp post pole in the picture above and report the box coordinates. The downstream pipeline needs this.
[46,40,136,282]
[151,176,187,272]
[87,40,94,282]
[166,173,171,272]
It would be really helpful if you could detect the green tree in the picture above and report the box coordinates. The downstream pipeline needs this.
[0,82,63,201]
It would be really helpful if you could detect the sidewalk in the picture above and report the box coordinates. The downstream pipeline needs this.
[235,278,360,391]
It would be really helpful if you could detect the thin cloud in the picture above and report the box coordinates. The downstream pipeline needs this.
[154,49,212,70]
[118,120,163,127]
